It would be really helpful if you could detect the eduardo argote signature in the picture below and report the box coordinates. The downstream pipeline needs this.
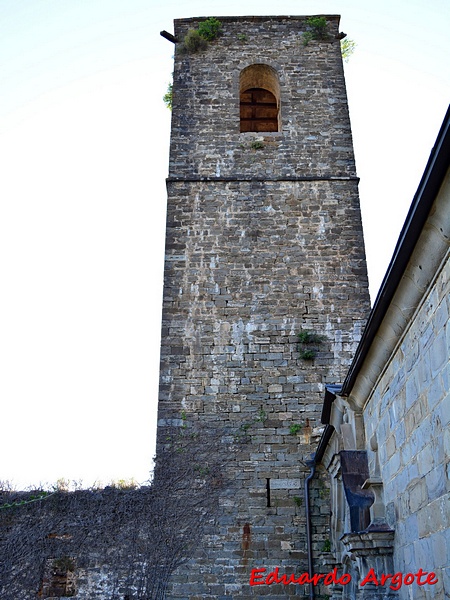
[249,566,438,591]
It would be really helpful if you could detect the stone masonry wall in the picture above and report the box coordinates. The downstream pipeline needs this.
[0,487,155,600]
[363,251,450,599]
[169,16,356,181]
[158,16,371,599]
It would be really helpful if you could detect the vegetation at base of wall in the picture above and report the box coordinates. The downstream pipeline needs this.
[0,423,239,600]
[179,17,222,54]
[341,38,356,62]
[302,16,329,45]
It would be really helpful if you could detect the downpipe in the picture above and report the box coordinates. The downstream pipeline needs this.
[305,459,316,600]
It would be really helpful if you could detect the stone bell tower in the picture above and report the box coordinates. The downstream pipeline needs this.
[158,15,370,598]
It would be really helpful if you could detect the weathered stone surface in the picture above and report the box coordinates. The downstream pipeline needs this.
[158,15,370,599]
[363,253,450,599]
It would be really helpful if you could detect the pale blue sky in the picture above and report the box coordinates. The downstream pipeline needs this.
[1,0,449,488]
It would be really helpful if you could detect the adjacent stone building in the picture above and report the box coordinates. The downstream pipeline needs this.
[317,107,450,599]
[157,15,371,599]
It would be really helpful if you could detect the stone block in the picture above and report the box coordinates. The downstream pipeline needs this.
[441,393,450,426]
[426,464,447,501]
[430,329,448,377]
[416,443,434,477]
[428,374,445,409]
[268,384,283,393]
[408,477,428,513]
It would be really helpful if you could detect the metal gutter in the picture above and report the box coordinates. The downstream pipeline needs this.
[304,460,316,600]
[341,105,450,396]
[303,385,341,599]
[304,434,333,600]
[320,384,342,425]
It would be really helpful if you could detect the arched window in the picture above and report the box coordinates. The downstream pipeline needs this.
[240,64,280,133]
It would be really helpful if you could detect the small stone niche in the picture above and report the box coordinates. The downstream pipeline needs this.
[39,556,77,598]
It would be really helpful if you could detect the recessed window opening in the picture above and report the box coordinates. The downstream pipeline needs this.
[240,88,278,132]
[266,478,271,507]
[240,64,280,133]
